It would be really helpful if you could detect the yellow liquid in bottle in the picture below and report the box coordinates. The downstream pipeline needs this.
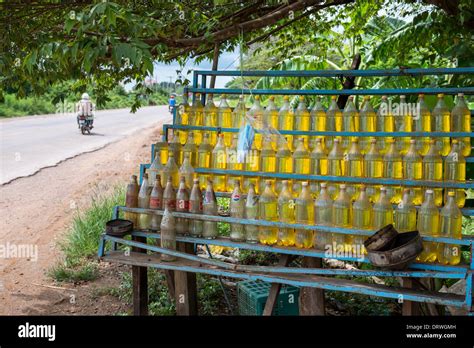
[352,188,372,255]
[417,190,440,263]
[226,136,243,192]
[259,183,278,245]
[439,193,462,265]
[383,140,403,203]
[332,186,352,249]
[278,183,296,246]
[403,140,423,205]
[197,135,212,189]
[444,141,466,207]
[373,188,394,229]
[294,183,314,248]
[326,97,342,149]
[432,94,451,156]
[451,94,471,156]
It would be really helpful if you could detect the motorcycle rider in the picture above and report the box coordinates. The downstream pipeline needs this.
[76,93,94,129]
[168,94,176,113]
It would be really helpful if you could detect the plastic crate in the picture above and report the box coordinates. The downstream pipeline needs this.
[237,280,299,316]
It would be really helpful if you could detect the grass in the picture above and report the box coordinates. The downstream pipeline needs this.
[49,186,125,283]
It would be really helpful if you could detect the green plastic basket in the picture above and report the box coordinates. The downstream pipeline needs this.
[237,280,300,316]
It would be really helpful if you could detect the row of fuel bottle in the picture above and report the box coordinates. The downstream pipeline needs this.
[151,131,467,207]
[125,173,464,266]
[177,92,471,156]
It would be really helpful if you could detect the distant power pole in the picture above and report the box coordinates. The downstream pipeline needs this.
[166,76,173,93]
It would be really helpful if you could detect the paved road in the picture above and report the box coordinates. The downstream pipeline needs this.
[0,106,172,184]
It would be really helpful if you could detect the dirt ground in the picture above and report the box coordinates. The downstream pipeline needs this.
[0,124,163,315]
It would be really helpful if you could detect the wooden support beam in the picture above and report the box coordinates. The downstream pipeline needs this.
[401,277,420,316]
[263,254,292,316]
[299,257,325,315]
[174,242,198,315]
[132,235,148,316]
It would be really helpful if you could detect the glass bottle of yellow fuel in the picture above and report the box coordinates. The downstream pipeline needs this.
[243,139,260,193]
[294,96,310,149]
[277,180,295,246]
[232,95,246,128]
[326,96,342,149]
[263,96,279,130]
[327,138,344,199]
[177,95,190,145]
[310,138,328,196]
[417,189,440,263]
[197,133,212,190]
[148,152,165,188]
[168,132,183,166]
[314,183,333,250]
[217,94,233,147]
[376,95,393,154]
[383,138,403,203]
[182,132,198,168]
[226,134,243,192]
[202,180,218,239]
[160,152,179,188]
[422,139,443,206]
[259,180,278,245]
[396,95,412,155]
[248,96,263,150]
[332,184,352,250]
[439,191,463,265]
[344,138,364,200]
[137,173,151,230]
[414,94,431,155]
[364,138,383,203]
[451,93,471,156]
[444,140,466,207]
[154,132,169,165]
[275,137,293,194]
[359,96,376,153]
[203,94,218,146]
[310,96,326,151]
[342,96,359,150]
[190,93,204,144]
[125,175,139,226]
[403,139,423,205]
[295,182,314,249]
[229,180,245,242]
[373,186,394,229]
[394,188,417,232]
[260,135,276,192]
[212,134,227,192]
[352,185,372,255]
[292,138,310,193]
[179,153,194,189]
[432,93,451,156]
[278,96,294,150]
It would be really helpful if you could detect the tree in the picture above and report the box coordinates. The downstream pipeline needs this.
[0,0,472,110]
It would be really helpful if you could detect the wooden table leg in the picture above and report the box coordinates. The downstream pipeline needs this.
[263,254,292,316]
[299,257,325,315]
[174,242,198,315]
[401,277,420,316]
[132,235,148,316]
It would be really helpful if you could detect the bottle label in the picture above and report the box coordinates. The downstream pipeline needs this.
[149,197,162,209]
[189,200,203,212]
[204,191,215,204]
[165,199,176,210]
[177,199,189,211]
[125,195,137,207]
[231,194,241,201]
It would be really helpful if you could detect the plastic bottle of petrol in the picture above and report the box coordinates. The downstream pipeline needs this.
[432,93,451,156]
[403,139,423,205]
[230,180,245,241]
[342,96,359,150]
[359,96,376,153]
[310,96,326,151]
[161,152,179,188]
[189,178,203,237]
[327,138,344,199]
[373,186,393,229]
[226,134,243,192]
[154,132,169,165]
[351,185,372,255]
[310,137,328,196]
[218,94,233,146]
[383,138,403,203]
[439,191,463,265]
[148,153,165,188]
[197,133,213,189]
[275,137,293,194]
[414,94,431,155]
[259,135,276,192]
[292,137,310,194]
[344,138,364,200]
[417,189,440,263]
[175,176,190,236]
[258,180,278,245]
[137,173,151,230]
[163,176,176,212]
[326,96,342,149]
[294,182,314,249]
[278,96,294,150]
[294,96,310,149]
[396,95,412,155]
[204,94,218,145]
[444,140,466,207]
[178,95,190,145]
[202,180,218,239]
[313,183,333,250]
[264,96,279,130]
[332,184,352,249]
[179,153,194,189]
[182,132,198,167]
[232,95,246,128]
[149,175,164,232]
[243,139,260,193]
[248,96,263,149]
[212,134,227,192]
[277,180,295,246]
[394,188,417,233]
[364,138,383,203]
[245,183,259,243]
[125,175,139,226]
[376,95,393,154]
[190,93,204,144]
[160,206,176,262]
[422,139,443,206]
[451,93,471,156]
[168,132,183,165]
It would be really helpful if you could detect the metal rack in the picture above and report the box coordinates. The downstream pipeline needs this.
[99,67,474,316]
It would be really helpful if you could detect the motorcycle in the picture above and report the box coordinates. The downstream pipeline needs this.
[78,115,93,135]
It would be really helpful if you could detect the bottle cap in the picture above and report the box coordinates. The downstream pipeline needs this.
[437,93,444,98]
[283,96,289,101]
[340,184,346,189]
[299,96,305,101]
[448,191,455,197]
[320,183,327,188]
[331,96,337,100]
[193,178,199,183]
[458,93,464,97]
[254,95,260,100]
[364,96,370,101]
[221,94,226,98]
[302,181,308,186]
[410,139,416,144]
[381,95,387,100]
[426,189,433,194]
[143,173,148,179]
[269,96,274,101]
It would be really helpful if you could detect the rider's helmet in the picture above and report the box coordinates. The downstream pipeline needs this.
[81,93,90,100]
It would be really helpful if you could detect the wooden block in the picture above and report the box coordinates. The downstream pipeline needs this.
[174,242,198,315]
[401,277,420,316]
[132,235,148,316]
[263,254,292,316]
[299,257,325,315]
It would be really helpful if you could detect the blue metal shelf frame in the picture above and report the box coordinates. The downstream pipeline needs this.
[108,67,474,315]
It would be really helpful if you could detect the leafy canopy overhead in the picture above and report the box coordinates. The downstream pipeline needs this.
[1,0,472,110]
